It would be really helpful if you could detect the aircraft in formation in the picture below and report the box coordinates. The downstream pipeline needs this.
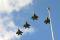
[44,17,50,24]
[16,12,39,35]
[16,29,23,35]
[23,22,31,29]
[16,8,51,35]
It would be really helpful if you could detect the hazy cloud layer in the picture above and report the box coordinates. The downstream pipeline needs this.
[0,0,32,13]
[0,0,34,40]
[0,14,34,40]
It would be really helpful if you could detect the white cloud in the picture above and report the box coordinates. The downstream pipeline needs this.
[0,14,34,40]
[0,0,32,13]
[0,0,34,39]
[0,15,18,40]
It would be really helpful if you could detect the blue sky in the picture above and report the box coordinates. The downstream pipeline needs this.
[14,0,60,40]
[0,0,60,40]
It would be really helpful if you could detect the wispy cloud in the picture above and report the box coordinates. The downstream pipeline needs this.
[0,0,32,13]
[0,14,34,40]
[0,0,34,40]
[0,15,17,40]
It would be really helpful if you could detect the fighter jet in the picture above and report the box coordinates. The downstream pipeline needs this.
[32,12,38,20]
[48,7,50,10]
[16,29,23,35]
[44,17,50,24]
[23,22,31,29]
[47,6,51,10]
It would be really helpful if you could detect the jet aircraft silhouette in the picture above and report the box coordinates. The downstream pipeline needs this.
[16,29,23,35]
[48,7,50,10]
[23,22,30,29]
[44,17,50,24]
[32,12,38,20]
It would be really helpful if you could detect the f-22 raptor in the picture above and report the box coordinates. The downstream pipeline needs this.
[44,17,50,24]
[16,29,23,35]
[32,12,38,20]
[23,22,31,29]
